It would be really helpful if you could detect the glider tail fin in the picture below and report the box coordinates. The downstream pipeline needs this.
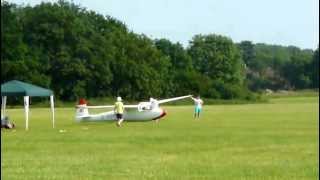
[75,98,89,122]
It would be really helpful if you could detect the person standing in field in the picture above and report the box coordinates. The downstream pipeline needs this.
[114,96,125,127]
[191,95,204,119]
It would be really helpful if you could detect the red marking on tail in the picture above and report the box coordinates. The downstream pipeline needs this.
[78,98,87,105]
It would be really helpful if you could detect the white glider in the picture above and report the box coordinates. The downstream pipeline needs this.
[75,95,192,122]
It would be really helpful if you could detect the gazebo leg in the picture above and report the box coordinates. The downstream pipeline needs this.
[24,96,29,130]
[50,95,55,128]
[1,96,7,118]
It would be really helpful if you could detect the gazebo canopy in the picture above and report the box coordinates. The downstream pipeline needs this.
[1,80,53,97]
[1,80,55,130]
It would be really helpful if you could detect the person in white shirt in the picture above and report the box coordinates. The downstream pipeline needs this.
[191,95,204,119]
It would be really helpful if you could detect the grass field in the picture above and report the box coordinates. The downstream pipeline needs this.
[1,96,319,180]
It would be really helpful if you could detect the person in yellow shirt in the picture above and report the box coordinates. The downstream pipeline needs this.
[114,96,125,127]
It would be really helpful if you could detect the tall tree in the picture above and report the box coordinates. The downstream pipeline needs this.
[154,38,195,96]
[238,41,255,69]
[188,34,246,98]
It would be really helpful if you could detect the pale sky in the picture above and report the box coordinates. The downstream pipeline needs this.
[10,0,319,49]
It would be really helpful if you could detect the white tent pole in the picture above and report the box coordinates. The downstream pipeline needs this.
[24,96,29,130]
[1,96,7,118]
[50,95,55,128]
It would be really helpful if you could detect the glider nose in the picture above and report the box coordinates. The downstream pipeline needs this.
[152,108,167,120]
[159,108,167,119]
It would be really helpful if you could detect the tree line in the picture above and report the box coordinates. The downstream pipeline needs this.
[238,41,318,91]
[1,1,319,101]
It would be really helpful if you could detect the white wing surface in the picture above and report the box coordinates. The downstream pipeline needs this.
[76,95,192,109]
[157,95,192,104]
[76,105,138,109]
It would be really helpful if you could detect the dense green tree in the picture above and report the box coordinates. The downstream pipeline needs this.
[188,34,246,98]
[281,47,313,89]
[189,34,244,83]
[1,2,26,82]
[110,33,171,99]
[238,41,255,69]
[154,38,195,96]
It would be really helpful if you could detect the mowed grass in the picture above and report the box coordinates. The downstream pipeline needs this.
[1,96,319,180]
